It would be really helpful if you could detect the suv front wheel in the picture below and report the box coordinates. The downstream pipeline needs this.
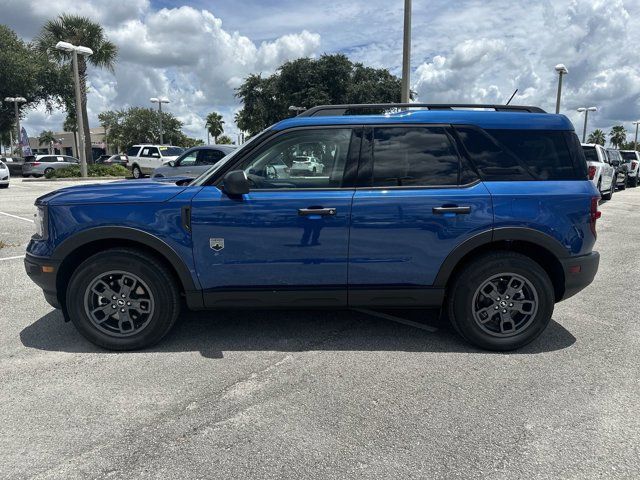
[131,164,143,179]
[66,248,180,350]
[447,251,554,351]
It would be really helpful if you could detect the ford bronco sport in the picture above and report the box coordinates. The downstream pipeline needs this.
[25,103,600,351]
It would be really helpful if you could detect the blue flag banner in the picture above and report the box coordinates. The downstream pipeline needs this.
[20,127,32,156]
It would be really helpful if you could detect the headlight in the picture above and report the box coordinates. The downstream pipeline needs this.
[34,205,47,238]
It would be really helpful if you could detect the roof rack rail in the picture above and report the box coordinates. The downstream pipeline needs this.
[298,103,547,117]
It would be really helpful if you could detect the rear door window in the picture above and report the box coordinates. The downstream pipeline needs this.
[126,146,140,157]
[197,149,225,165]
[371,127,460,187]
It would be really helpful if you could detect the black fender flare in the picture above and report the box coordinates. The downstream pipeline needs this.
[433,227,569,287]
[52,226,197,292]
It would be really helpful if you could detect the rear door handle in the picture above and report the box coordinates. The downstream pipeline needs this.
[432,206,471,215]
[298,207,337,216]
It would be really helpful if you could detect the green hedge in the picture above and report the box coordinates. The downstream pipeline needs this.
[45,164,129,179]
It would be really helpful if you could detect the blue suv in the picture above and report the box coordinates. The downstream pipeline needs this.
[25,103,600,351]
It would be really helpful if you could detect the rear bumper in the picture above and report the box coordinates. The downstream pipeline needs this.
[559,251,599,301]
[24,253,61,308]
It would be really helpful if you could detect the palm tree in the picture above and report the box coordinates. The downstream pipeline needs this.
[609,125,627,149]
[37,15,117,163]
[205,112,224,144]
[587,129,606,146]
[38,130,56,154]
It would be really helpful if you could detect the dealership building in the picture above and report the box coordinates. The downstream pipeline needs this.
[27,127,113,160]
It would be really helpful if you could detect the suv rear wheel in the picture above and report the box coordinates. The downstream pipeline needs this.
[447,251,554,351]
[66,248,180,350]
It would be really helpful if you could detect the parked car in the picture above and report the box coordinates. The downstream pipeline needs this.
[605,148,628,190]
[582,143,615,199]
[0,159,10,188]
[25,103,600,352]
[290,155,325,175]
[96,154,128,166]
[152,145,235,179]
[619,150,640,187]
[0,156,24,176]
[22,154,79,178]
[126,145,184,178]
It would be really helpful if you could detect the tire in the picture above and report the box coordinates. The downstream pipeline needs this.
[0,184,8,189]
[312,167,317,174]
[632,176,639,188]
[620,178,627,190]
[132,165,142,179]
[447,251,554,351]
[602,179,613,200]
[44,168,54,176]
[66,248,181,350]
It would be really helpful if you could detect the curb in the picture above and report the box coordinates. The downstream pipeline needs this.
[21,176,129,182]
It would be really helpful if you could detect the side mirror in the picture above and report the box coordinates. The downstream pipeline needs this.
[168,160,176,167]
[222,170,250,196]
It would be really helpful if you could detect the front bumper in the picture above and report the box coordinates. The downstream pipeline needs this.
[559,251,599,301]
[24,253,61,308]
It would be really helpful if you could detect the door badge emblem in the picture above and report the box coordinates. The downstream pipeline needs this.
[210,238,224,251]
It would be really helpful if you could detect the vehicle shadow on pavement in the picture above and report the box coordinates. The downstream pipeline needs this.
[20,308,576,358]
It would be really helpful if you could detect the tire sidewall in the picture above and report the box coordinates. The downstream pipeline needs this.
[132,165,141,178]
[450,254,554,351]
[66,251,179,350]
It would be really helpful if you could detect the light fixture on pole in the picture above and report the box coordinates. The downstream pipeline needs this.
[401,0,412,103]
[577,107,597,143]
[150,97,170,144]
[4,96,27,156]
[288,105,306,116]
[55,41,93,177]
[633,120,640,151]
[554,64,568,114]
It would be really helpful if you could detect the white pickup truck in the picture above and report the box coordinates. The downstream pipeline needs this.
[126,145,184,178]
[582,143,616,200]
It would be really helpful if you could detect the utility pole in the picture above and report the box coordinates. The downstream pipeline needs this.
[554,64,568,114]
[401,0,412,103]
[577,107,597,143]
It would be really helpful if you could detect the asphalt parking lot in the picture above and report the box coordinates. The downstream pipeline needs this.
[1,177,638,479]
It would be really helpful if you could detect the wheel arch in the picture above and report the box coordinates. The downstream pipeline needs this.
[53,227,200,309]
[434,228,568,302]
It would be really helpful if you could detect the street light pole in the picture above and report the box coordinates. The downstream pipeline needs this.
[577,107,597,143]
[288,105,306,116]
[554,64,568,114]
[401,0,412,103]
[633,121,640,151]
[4,96,26,156]
[150,97,170,144]
[55,41,93,178]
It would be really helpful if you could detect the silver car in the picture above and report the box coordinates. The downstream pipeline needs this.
[22,154,79,177]
[152,145,235,179]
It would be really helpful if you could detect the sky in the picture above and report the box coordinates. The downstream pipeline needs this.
[3,0,640,144]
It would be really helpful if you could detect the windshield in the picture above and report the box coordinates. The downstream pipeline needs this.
[620,151,637,161]
[582,147,599,162]
[191,130,270,186]
[159,146,184,157]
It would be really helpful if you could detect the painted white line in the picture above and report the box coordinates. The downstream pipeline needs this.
[0,211,34,223]
[0,255,25,261]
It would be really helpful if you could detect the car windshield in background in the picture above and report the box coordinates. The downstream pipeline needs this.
[620,152,637,161]
[159,147,184,156]
[582,147,599,162]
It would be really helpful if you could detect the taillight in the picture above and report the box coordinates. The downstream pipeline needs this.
[590,196,601,238]
[632,161,637,170]
[587,165,596,180]
[32,162,40,166]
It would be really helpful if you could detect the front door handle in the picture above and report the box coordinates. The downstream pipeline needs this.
[432,206,471,215]
[298,207,337,216]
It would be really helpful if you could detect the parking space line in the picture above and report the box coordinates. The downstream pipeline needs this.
[0,211,34,223]
[0,255,25,261]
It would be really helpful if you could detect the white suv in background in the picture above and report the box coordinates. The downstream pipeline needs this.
[620,150,640,187]
[582,143,615,200]
[126,145,184,178]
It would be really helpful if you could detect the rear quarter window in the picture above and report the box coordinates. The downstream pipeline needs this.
[455,127,584,180]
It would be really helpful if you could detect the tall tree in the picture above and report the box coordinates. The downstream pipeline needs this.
[235,54,403,135]
[587,129,606,146]
[37,15,117,163]
[0,25,69,146]
[609,125,627,149]
[205,112,224,144]
[38,130,56,153]
[99,107,184,150]
[216,134,233,145]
